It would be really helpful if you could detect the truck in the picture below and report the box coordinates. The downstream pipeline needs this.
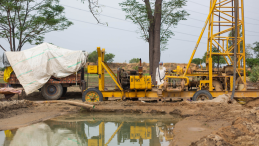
[8,68,86,100]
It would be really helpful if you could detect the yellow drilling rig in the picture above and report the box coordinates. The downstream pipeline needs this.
[83,0,258,102]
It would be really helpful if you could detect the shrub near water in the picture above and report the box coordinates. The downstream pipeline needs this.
[250,66,259,82]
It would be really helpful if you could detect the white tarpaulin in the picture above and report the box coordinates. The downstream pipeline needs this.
[5,43,88,94]
[9,123,85,146]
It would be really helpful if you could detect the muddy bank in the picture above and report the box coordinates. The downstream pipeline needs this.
[0,99,82,130]
[1,90,259,145]
[191,107,259,146]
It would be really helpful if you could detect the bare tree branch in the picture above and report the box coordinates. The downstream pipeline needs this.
[0,44,6,51]
[6,10,13,51]
[87,0,105,24]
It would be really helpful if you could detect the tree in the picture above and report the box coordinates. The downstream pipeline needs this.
[191,58,203,66]
[245,44,253,59]
[246,58,259,68]
[250,66,259,83]
[202,46,226,67]
[119,0,188,83]
[129,58,140,63]
[88,50,115,63]
[0,0,73,51]
[252,42,259,58]
[245,42,259,68]
[104,53,115,63]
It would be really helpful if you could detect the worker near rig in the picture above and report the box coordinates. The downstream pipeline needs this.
[156,62,166,86]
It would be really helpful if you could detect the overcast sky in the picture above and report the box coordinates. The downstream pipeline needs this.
[1,0,258,63]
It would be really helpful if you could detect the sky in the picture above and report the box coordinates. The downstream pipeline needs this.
[0,0,259,64]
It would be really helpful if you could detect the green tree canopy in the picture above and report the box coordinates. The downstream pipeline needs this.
[129,58,140,63]
[191,58,203,66]
[250,66,259,83]
[202,47,226,67]
[245,42,259,68]
[246,58,259,68]
[119,0,189,51]
[0,0,73,51]
[88,50,115,63]
[252,42,259,58]
[119,0,189,84]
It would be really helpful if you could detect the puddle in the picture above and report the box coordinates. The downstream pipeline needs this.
[0,113,182,146]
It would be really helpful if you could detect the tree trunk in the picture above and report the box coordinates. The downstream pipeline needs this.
[12,24,16,51]
[152,0,162,85]
[149,25,154,77]
[144,0,155,79]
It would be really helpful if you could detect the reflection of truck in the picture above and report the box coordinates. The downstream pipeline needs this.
[8,68,86,100]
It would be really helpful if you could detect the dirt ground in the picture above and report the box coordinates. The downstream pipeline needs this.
[1,87,259,145]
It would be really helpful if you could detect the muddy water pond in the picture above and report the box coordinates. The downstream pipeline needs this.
[0,113,182,146]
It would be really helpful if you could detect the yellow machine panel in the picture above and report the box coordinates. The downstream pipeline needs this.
[88,139,98,146]
[130,76,152,90]
[88,65,98,74]
[130,126,152,139]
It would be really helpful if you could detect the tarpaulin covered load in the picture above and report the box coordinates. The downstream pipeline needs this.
[5,43,88,94]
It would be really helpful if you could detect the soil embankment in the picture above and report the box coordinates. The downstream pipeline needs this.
[1,87,259,145]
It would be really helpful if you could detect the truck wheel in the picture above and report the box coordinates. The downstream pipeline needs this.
[192,90,213,101]
[41,83,63,100]
[62,87,67,96]
[82,88,103,102]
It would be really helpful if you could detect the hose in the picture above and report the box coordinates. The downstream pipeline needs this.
[34,100,95,109]
[231,0,238,101]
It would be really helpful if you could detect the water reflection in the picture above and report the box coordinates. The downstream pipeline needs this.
[1,113,181,146]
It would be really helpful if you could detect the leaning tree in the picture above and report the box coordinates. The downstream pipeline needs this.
[0,0,73,51]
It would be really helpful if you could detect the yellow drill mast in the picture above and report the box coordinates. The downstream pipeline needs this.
[184,0,246,91]
[84,0,255,102]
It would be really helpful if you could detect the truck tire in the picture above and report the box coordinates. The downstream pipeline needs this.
[82,88,103,102]
[192,90,213,101]
[41,83,63,100]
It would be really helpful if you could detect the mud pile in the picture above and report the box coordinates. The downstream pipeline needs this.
[191,107,259,146]
[0,100,33,111]
[0,100,34,119]
[192,94,237,104]
[86,62,197,73]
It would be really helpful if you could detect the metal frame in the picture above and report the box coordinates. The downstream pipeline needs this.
[92,1,259,99]
[173,0,246,91]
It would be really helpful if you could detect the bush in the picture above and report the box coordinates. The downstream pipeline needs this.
[133,66,138,71]
[129,58,140,63]
[247,70,251,76]
[246,58,259,68]
[250,66,259,82]
[88,50,115,63]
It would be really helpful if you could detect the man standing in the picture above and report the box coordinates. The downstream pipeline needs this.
[156,62,166,86]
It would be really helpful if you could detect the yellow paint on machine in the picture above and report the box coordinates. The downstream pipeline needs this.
[130,126,152,139]
[130,75,152,90]
[87,65,98,74]
[88,139,98,146]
